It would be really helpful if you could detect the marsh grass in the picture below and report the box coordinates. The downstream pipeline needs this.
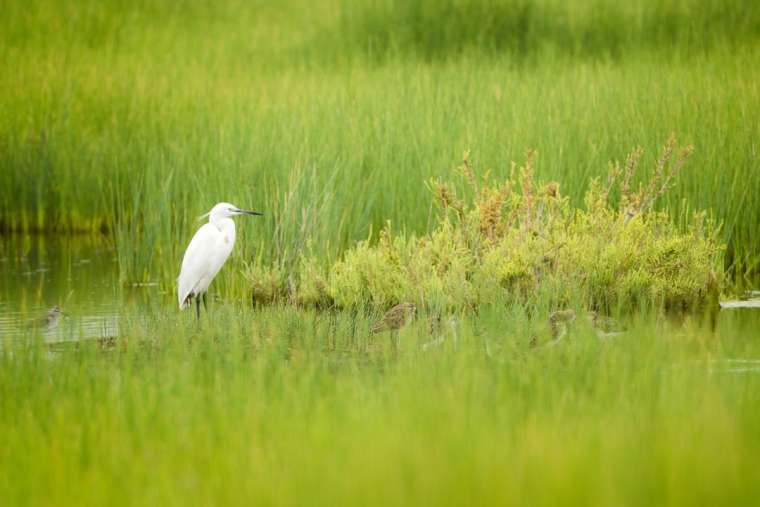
[242,140,724,313]
[2,3,760,503]
[1,304,760,506]
[1,0,759,283]
[334,0,760,63]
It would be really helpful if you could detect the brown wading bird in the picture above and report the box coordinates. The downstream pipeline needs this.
[585,310,625,336]
[34,306,65,330]
[371,302,417,334]
[548,309,577,341]
[547,309,624,343]
[371,303,417,351]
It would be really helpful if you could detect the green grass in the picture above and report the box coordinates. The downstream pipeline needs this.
[1,4,760,501]
[1,305,759,506]
[1,0,759,283]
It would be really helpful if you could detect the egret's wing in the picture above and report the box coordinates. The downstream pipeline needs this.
[177,224,218,308]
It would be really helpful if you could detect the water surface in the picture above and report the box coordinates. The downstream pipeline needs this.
[2,234,758,353]
[0,235,123,342]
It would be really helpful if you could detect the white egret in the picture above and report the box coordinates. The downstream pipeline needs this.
[177,202,263,318]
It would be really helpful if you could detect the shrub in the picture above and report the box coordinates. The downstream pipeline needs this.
[246,138,724,312]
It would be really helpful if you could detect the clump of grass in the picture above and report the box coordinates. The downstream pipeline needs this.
[2,304,760,506]
[248,139,723,312]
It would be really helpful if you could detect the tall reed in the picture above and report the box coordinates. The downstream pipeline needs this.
[1,0,758,281]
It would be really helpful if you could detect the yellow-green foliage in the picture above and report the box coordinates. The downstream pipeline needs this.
[245,260,287,306]
[558,211,721,309]
[295,254,331,308]
[328,228,410,309]
[326,222,477,310]
[407,222,476,310]
[248,139,723,311]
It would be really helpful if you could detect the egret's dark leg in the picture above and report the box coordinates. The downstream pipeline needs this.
[202,293,208,312]
[195,295,201,320]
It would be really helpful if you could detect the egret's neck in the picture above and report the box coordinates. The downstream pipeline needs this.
[209,215,235,234]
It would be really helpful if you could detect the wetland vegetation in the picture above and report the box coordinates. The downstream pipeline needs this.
[1,0,759,505]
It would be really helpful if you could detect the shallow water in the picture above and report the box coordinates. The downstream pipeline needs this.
[720,300,760,309]
[1,234,759,354]
[0,235,124,342]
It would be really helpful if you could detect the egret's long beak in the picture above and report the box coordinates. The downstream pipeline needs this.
[235,208,263,216]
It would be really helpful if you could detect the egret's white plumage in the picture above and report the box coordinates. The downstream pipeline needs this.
[177,202,262,314]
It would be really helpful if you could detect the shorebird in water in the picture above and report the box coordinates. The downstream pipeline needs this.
[547,309,625,343]
[371,302,417,351]
[36,306,65,330]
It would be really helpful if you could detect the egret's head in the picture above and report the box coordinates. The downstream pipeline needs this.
[202,202,263,222]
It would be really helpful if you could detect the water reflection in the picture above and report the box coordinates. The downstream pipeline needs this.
[0,235,122,342]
